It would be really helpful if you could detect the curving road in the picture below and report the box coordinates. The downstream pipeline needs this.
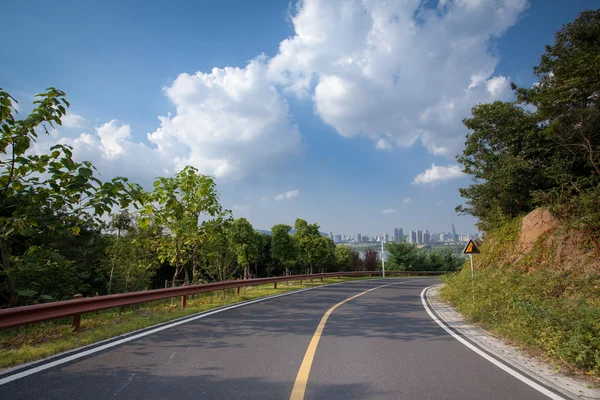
[1,278,560,399]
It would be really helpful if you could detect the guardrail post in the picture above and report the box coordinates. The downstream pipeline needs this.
[72,294,83,333]
[320,277,323,282]
[274,282,277,289]
[236,286,240,295]
[181,295,187,310]
[299,279,302,284]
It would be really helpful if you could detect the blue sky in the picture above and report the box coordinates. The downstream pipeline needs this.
[3,0,597,237]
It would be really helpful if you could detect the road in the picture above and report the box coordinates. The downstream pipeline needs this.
[1,278,558,399]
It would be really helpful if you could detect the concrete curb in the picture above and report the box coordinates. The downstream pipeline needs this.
[426,284,600,400]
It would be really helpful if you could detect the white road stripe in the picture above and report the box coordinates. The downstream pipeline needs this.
[420,285,565,400]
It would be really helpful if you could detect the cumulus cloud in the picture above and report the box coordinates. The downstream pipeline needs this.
[413,163,465,184]
[148,57,302,179]
[382,208,396,213]
[29,57,303,183]
[62,113,87,128]
[403,197,412,204]
[268,0,525,156]
[275,189,300,200]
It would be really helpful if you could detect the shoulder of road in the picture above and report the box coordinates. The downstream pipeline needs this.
[425,284,600,400]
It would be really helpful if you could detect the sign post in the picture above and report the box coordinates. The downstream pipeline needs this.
[462,240,480,303]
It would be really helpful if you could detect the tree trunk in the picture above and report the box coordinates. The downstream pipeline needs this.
[173,240,181,286]
[0,240,18,306]
[192,246,198,284]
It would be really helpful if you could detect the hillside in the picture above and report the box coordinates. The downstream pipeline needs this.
[441,208,600,378]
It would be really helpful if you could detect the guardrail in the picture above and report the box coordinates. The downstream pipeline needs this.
[0,270,445,332]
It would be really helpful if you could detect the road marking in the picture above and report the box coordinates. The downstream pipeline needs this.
[420,286,565,400]
[0,280,366,386]
[290,280,408,400]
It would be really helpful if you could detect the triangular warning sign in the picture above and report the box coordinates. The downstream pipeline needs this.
[463,240,480,254]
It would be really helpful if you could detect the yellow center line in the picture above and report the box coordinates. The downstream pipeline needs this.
[289,280,407,400]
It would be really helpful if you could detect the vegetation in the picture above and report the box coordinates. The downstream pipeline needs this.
[385,241,464,272]
[456,9,600,240]
[442,216,600,377]
[447,10,600,378]
[0,89,371,307]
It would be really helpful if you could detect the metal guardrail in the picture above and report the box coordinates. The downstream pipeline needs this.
[0,270,445,332]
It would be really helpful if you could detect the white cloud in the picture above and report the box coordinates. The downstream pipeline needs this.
[403,197,412,204]
[232,204,250,213]
[382,208,396,213]
[148,56,302,179]
[437,201,444,206]
[260,196,268,202]
[28,57,303,183]
[62,113,86,128]
[275,189,300,201]
[413,163,465,184]
[268,0,525,156]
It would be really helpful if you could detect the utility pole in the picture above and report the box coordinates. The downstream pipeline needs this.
[381,239,386,278]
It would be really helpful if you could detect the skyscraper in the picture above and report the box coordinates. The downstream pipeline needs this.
[357,233,362,243]
[410,230,417,243]
[452,223,457,242]
[394,228,399,241]
[384,233,389,242]
[417,230,423,244]
[399,228,404,239]
[424,230,431,243]
[329,231,333,241]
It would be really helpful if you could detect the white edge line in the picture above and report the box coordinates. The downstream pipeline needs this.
[0,278,393,386]
[420,285,565,400]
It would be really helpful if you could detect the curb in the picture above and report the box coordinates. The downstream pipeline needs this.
[425,283,600,400]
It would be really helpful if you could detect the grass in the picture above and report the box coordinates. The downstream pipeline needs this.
[440,217,600,380]
[0,276,369,370]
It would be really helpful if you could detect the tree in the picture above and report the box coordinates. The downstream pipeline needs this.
[512,9,600,239]
[334,245,352,271]
[364,249,378,271]
[139,166,222,285]
[0,88,139,305]
[349,250,364,271]
[385,241,418,271]
[229,218,257,280]
[294,219,331,274]
[200,216,238,282]
[271,224,296,276]
[456,101,549,231]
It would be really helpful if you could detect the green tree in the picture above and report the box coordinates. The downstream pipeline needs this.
[456,101,549,231]
[0,89,139,305]
[334,245,352,271]
[385,241,418,271]
[270,224,296,276]
[139,166,222,285]
[229,218,257,280]
[294,219,330,274]
[364,248,378,271]
[200,216,238,282]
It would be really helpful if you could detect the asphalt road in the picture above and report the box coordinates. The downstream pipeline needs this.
[1,278,557,399]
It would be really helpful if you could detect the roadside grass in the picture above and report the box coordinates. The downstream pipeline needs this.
[0,276,371,370]
[440,218,600,379]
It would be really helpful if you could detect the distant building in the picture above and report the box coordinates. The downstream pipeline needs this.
[452,223,457,242]
[424,230,430,243]
[410,230,417,243]
[363,235,370,243]
[357,233,362,243]
[384,233,389,242]
[417,230,423,244]
[393,228,399,241]
[329,231,333,241]
[334,234,341,243]
[399,228,404,239]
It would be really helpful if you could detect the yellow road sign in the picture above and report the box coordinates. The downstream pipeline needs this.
[463,240,480,254]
